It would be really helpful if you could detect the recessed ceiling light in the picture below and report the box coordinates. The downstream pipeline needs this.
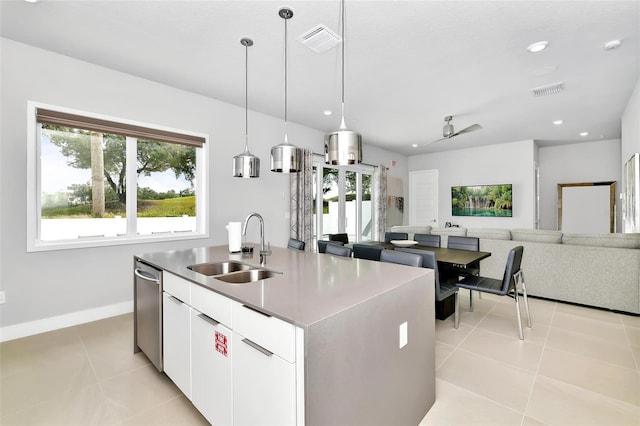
[323,110,332,116]
[23,0,40,3]
[552,119,564,125]
[527,41,549,53]
[579,131,589,137]
[411,144,418,148]
[603,39,622,51]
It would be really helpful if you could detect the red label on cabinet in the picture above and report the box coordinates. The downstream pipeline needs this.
[215,331,228,357]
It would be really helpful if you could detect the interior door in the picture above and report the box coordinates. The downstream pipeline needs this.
[409,170,439,227]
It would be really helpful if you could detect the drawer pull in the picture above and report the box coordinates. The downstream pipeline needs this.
[197,313,220,326]
[242,304,271,317]
[241,338,273,357]
[167,295,183,304]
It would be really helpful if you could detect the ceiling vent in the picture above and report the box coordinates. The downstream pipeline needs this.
[531,82,565,97]
[297,25,341,53]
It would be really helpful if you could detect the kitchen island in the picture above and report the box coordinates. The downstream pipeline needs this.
[135,244,435,425]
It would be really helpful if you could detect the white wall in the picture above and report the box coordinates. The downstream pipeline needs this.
[538,139,621,231]
[408,140,536,229]
[621,75,640,165]
[0,38,405,332]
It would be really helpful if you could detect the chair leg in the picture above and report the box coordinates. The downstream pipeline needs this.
[514,288,524,340]
[454,291,460,329]
[520,272,532,328]
[469,289,474,312]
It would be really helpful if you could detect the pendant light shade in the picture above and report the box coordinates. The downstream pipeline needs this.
[270,7,302,173]
[233,37,260,178]
[325,0,362,165]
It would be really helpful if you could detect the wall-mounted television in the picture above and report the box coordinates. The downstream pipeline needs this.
[451,184,512,217]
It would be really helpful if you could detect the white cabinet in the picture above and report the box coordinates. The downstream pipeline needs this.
[191,309,233,426]
[233,331,297,426]
[163,291,191,399]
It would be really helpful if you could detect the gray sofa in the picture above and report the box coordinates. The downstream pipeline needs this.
[390,225,640,314]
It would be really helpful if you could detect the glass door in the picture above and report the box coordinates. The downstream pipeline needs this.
[313,159,374,244]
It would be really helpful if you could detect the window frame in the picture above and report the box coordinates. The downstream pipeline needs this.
[27,101,209,252]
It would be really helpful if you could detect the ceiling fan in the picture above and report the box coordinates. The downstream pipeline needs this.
[430,115,482,143]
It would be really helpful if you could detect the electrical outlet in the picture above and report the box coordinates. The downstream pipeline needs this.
[399,321,408,348]
[0,291,5,304]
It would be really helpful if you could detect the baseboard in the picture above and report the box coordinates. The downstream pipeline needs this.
[0,301,133,342]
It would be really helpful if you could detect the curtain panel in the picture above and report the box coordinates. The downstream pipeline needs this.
[290,149,313,249]
[373,165,388,241]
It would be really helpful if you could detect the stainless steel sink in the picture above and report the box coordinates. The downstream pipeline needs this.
[188,261,253,276]
[214,269,279,284]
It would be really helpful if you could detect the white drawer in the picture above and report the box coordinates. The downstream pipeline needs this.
[232,301,296,363]
[163,272,191,304]
[190,283,233,328]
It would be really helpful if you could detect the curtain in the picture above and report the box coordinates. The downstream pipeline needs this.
[372,164,388,241]
[290,149,313,249]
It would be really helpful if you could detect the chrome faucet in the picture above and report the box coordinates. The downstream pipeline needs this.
[242,212,270,266]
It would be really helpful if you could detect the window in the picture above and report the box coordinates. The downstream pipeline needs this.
[28,103,208,251]
[312,158,374,244]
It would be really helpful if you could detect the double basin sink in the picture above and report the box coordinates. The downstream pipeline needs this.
[187,260,279,284]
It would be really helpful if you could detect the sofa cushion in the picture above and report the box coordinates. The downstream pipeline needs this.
[430,227,467,236]
[467,228,511,240]
[389,226,431,240]
[562,233,640,249]
[511,228,562,243]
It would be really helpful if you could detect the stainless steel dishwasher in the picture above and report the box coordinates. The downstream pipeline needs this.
[134,259,163,371]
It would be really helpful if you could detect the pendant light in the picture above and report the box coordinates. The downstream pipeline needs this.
[233,37,260,178]
[325,0,362,165]
[270,7,302,173]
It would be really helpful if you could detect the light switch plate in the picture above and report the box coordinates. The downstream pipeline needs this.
[399,321,408,348]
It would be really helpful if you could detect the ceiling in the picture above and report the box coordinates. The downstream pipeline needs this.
[2,0,639,156]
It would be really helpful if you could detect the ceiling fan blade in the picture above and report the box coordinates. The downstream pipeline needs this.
[428,136,451,144]
[452,123,482,137]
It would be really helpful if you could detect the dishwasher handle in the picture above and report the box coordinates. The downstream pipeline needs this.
[134,268,160,284]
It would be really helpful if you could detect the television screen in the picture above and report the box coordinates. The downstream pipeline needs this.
[451,184,512,217]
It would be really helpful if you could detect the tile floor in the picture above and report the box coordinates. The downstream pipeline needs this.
[1,293,638,425]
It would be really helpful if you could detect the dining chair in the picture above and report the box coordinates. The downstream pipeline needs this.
[414,233,440,248]
[455,246,531,340]
[384,232,409,243]
[380,249,422,267]
[328,233,349,244]
[325,243,352,257]
[396,247,459,320]
[317,240,345,253]
[287,238,305,251]
[447,235,481,311]
[352,244,384,261]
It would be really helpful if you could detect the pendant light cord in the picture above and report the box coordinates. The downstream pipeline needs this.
[284,15,289,134]
[341,0,345,109]
[244,41,249,150]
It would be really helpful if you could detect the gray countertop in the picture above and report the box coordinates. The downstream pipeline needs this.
[135,244,431,329]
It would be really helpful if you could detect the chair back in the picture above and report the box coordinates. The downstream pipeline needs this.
[328,233,349,244]
[414,233,440,247]
[352,244,384,261]
[384,232,409,243]
[317,240,345,253]
[380,249,423,267]
[499,246,524,294]
[287,238,305,251]
[395,247,455,302]
[447,236,479,251]
[325,244,352,257]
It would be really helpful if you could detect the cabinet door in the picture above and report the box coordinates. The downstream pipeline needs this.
[162,292,191,399]
[233,331,296,426]
[191,309,233,426]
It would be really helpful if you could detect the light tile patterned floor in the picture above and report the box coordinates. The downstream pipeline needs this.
[1,293,638,425]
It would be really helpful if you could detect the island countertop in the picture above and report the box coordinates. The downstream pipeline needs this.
[135,243,432,329]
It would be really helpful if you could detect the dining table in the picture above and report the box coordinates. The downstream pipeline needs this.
[348,240,491,320]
